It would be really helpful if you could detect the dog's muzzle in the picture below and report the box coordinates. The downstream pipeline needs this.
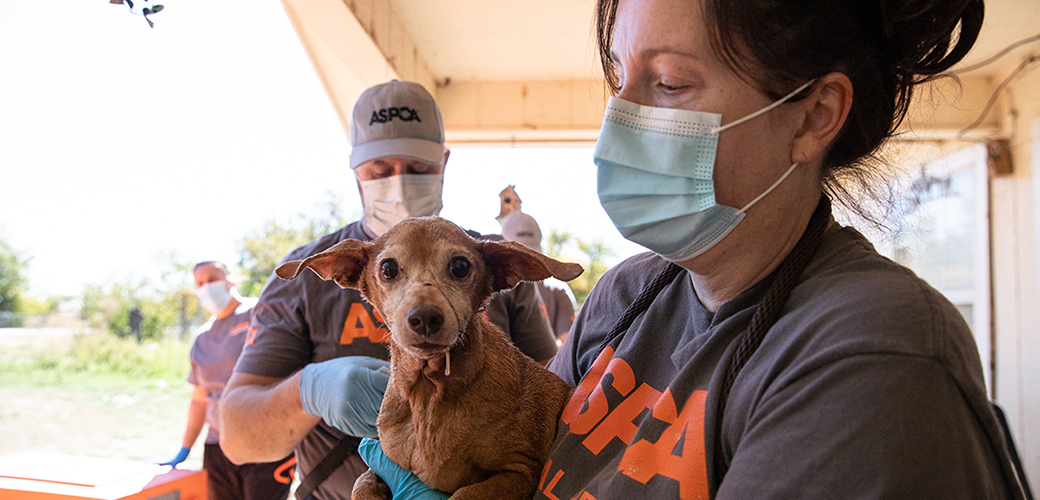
[407,305,445,338]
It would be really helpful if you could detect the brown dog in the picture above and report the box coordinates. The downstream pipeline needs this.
[275,216,581,500]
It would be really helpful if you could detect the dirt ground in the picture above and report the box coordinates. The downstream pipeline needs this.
[0,378,205,471]
[0,332,301,495]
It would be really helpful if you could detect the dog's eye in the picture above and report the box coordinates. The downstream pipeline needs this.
[380,260,399,280]
[449,257,470,279]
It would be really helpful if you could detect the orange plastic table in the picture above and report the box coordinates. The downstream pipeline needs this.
[0,452,206,500]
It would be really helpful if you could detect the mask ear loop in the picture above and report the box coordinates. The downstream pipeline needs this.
[709,79,817,135]
[737,162,800,214]
[710,79,817,214]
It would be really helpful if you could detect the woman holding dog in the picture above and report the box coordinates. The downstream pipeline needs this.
[536,0,1025,498]
[359,0,1027,498]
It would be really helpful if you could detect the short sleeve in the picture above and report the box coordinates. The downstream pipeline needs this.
[486,282,558,363]
[550,287,576,337]
[187,359,200,386]
[233,270,315,378]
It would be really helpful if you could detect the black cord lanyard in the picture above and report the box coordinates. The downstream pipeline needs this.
[597,195,831,491]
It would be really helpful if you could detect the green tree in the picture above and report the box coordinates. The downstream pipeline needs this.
[0,237,30,318]
[237,193,353,297]
[156,251,207,340]
[79,254,206,341]
[19,295,72,315]
[545,229,614,306]
[81,280,164,341]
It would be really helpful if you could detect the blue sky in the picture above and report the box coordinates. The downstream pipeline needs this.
[0,0,642,299]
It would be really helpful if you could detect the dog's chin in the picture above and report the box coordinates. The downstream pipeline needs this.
[400,341,453,360]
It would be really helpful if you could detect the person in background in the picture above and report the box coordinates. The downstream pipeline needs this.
[218,80,557,500]
[501,210,578,343]
[128,307,143,343]
[159,260,294,500]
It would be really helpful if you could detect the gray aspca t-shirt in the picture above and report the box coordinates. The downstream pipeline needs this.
[539,226,1021,500]
[536,277,577,339]
[188,297,256,444]
[233,220,558,500]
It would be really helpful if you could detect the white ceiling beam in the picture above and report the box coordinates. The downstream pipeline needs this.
[281,0,607,146]
[280,0,402,137]
[439,79,606,145]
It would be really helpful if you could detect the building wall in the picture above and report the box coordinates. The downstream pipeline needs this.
[895,62,1040,487]
[993,65,1040,486]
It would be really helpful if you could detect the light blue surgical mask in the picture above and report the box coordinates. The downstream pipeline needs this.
[594,81,814,262]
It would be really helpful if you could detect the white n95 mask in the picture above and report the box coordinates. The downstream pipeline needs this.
[196,281,232,314]
[360,174,444,237]
[594,81,814,262]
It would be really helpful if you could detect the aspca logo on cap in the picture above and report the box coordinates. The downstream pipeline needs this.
[370,106,422,125]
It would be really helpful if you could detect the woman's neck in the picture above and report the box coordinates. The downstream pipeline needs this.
[679,191,824,312]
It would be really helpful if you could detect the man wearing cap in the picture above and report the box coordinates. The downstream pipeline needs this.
[501,210,579,342]
[219,81,558,500]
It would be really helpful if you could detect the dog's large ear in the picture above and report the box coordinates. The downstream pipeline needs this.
[275,239,371,290]
[480,240,584,292]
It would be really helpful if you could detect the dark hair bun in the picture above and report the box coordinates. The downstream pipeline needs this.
[882,0,985,78]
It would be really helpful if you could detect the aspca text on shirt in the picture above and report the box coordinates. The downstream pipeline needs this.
[538,347,709,500]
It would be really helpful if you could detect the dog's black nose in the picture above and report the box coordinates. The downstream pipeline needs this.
[407,305,445,337]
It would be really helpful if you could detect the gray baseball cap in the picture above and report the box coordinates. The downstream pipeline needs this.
[349,80,446,169]
[502,211,543,252]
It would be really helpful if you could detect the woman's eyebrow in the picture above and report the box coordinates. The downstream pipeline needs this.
[610,46,705,65]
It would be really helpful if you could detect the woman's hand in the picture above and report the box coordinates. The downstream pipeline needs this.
[358,438,449,500]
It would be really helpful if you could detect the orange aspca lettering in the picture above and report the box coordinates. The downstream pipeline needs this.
[340,303,389,345]
[562,348,640,435]
[618,389,708,500]
[539,460,565,500]
[561,347,612,433]
[583,382,662,454]
[245,326,258,345]
[273,456,297,484]
[230,321,250,335]
[539,460,552,491]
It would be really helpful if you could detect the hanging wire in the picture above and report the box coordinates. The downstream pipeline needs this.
[950,32,1040,75]
[956,55,1040,139]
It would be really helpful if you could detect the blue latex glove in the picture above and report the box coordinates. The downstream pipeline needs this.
[157,445,190,467]
[299,356,390,438]
[359,438,450,500]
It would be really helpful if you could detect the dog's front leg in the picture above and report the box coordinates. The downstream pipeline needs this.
[352,469,392,500]
[449,470,538,500]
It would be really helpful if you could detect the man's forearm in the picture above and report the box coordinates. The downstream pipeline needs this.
[219,370,320,464]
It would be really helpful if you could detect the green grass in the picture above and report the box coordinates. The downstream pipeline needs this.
[0,332,202,469]
[0,332,190,389]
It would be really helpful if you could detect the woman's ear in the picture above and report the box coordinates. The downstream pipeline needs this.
[790,73,853,164]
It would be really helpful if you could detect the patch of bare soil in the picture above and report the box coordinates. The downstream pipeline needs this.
[0,380,204,471]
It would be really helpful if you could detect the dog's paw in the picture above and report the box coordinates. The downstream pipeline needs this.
[352,469,392,500]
